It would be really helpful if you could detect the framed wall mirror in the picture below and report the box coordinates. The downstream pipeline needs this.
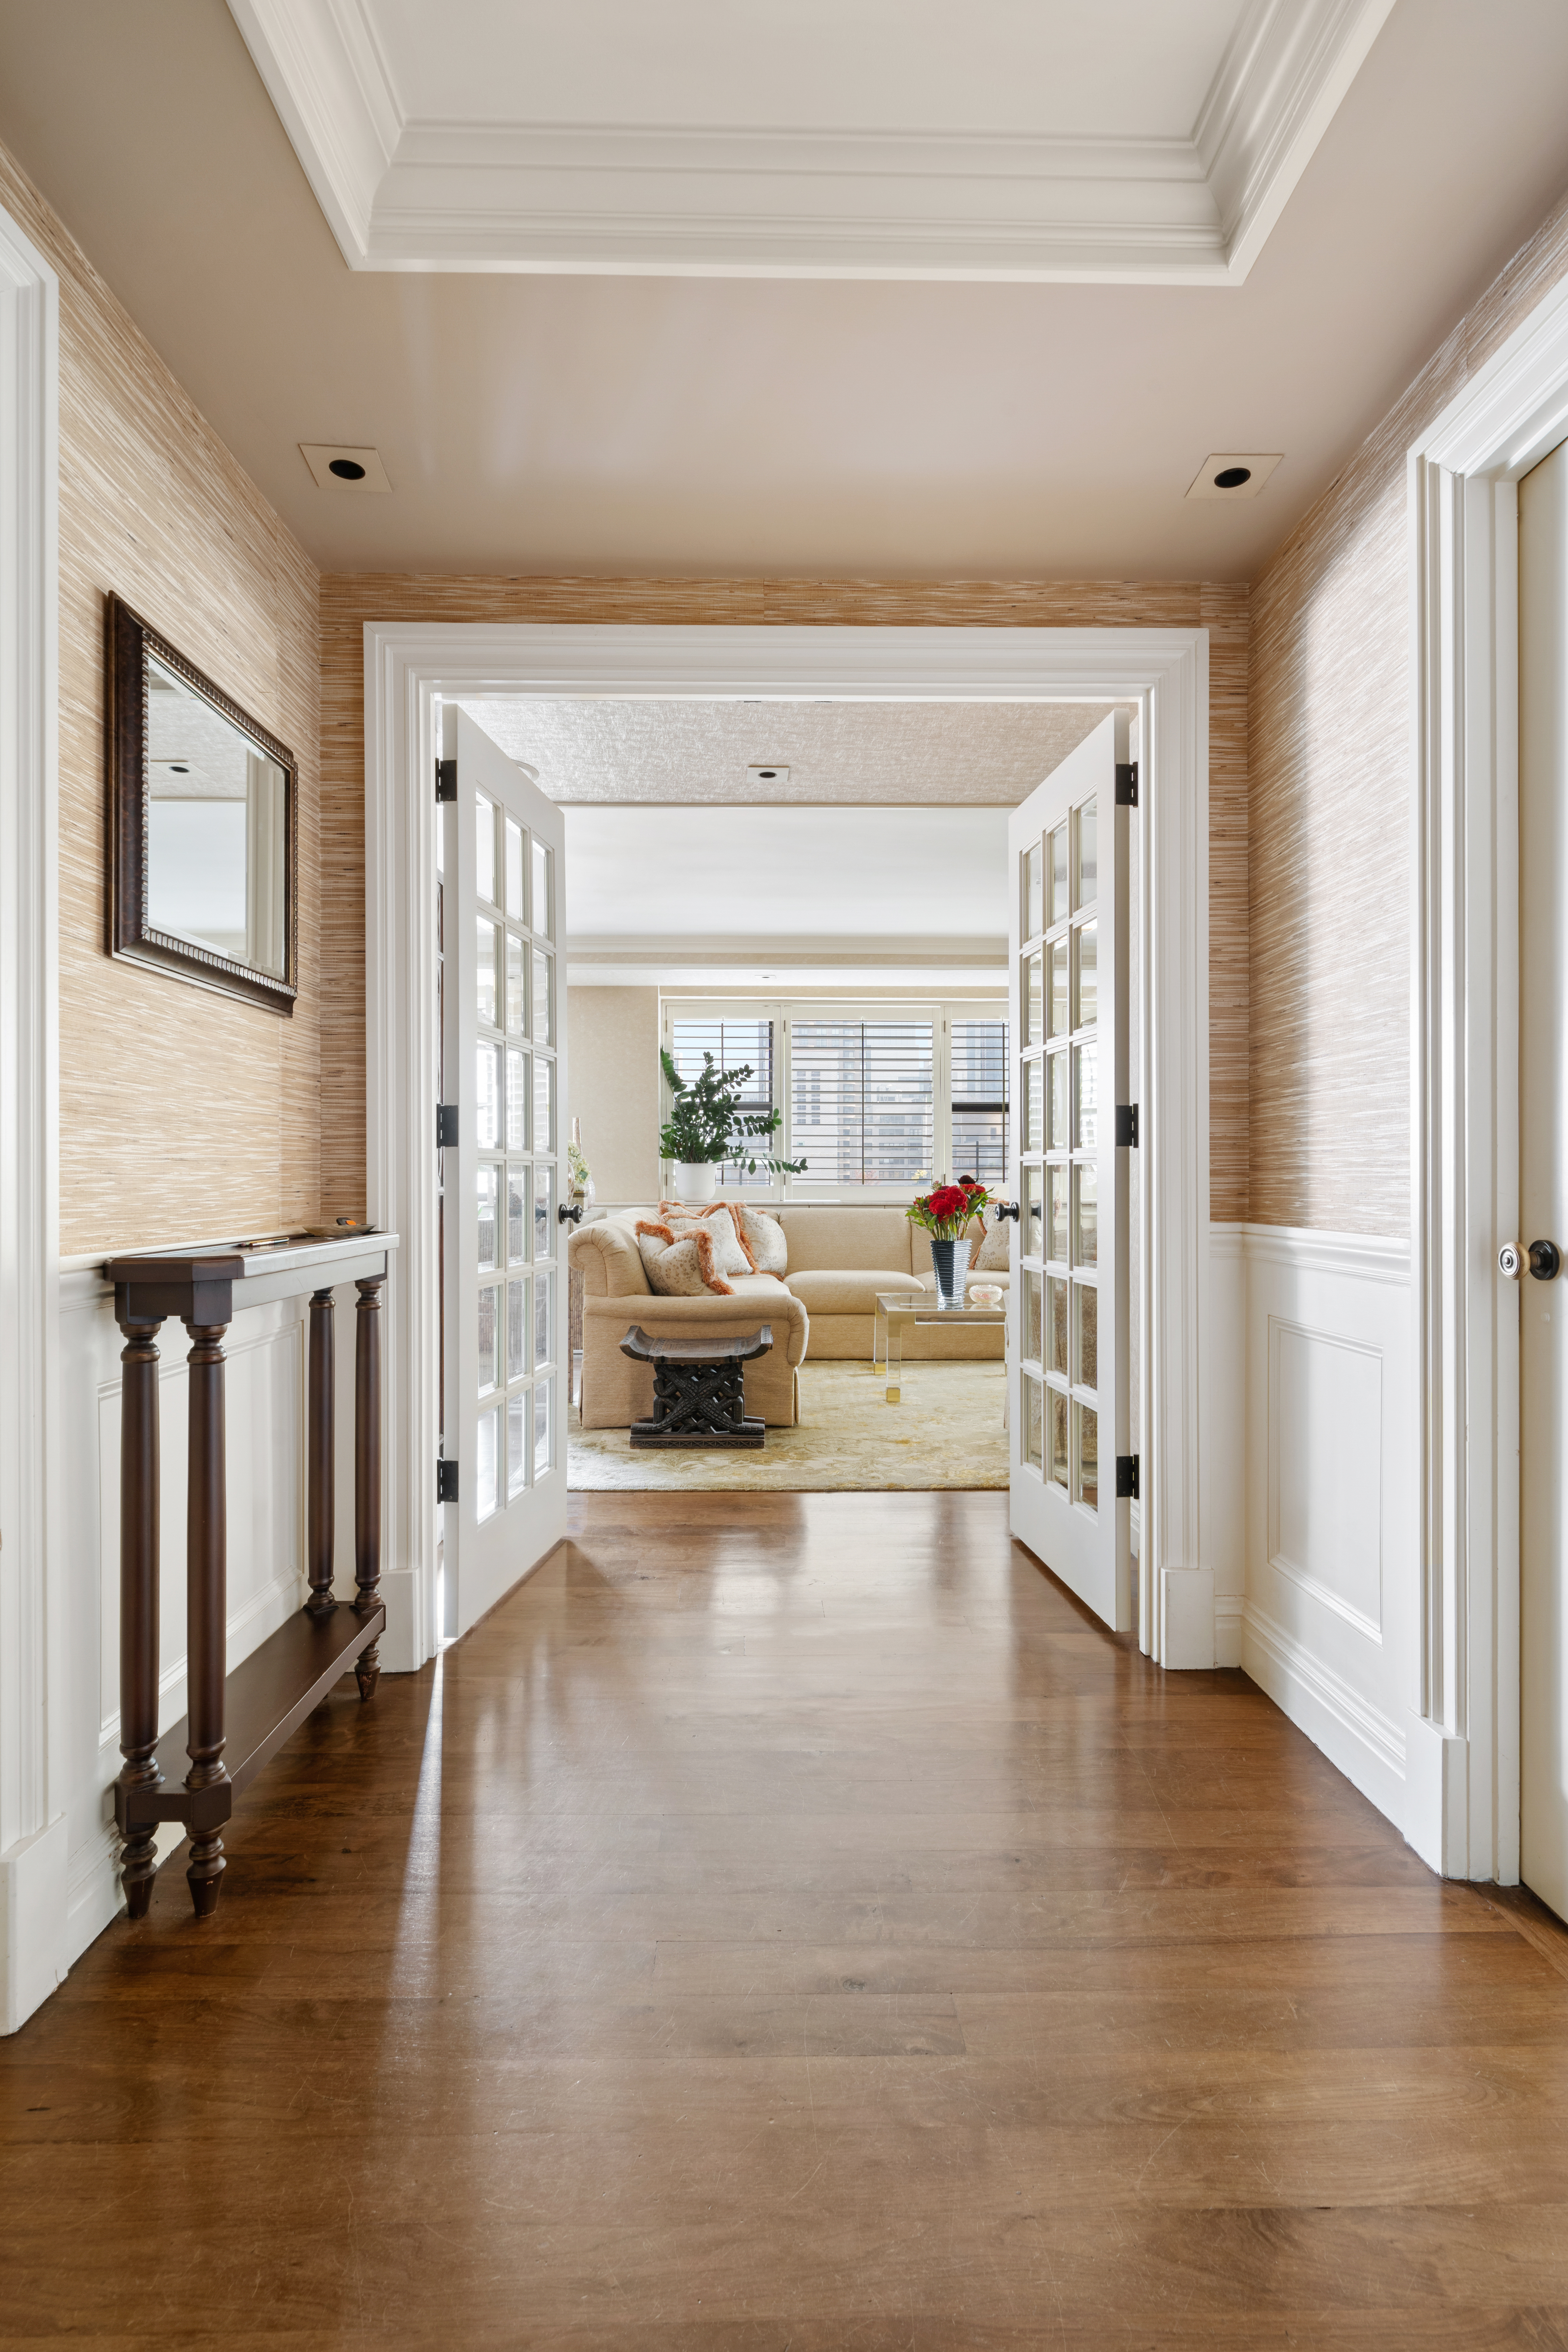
[107,596,298,1014]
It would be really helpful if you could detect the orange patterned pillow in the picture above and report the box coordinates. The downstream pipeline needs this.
[656,1200,752,1280]
[635,1220,734,1296]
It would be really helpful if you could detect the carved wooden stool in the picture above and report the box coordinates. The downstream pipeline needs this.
[620,1325,772,1449]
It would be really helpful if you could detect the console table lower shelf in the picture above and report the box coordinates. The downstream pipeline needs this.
[114,1602,386,1866]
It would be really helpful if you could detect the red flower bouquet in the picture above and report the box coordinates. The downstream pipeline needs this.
[906,1175,992,1242]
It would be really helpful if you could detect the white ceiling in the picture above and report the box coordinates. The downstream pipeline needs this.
[229,0,1394,283]
[459,696,1112,804]
[2,3,1567,579]
[563,803,1009,988]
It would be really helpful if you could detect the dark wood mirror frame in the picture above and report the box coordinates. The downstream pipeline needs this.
[106,595,299,1016]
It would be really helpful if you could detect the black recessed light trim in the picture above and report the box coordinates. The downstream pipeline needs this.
[1213,465,1252,490]
[329,457,368,481]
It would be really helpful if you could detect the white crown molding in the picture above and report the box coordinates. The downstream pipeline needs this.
[1196,0,1398,277]
[227,0,401,264]
[227,0,1392,282]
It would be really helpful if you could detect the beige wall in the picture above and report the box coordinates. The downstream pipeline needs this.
[566,986,661,1204]
[321,575,1250,1222]
[0,139,324,1257]
[1250,185,1568,1237]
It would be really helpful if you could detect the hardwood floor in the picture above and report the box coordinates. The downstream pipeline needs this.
[7,1490,1568,2349]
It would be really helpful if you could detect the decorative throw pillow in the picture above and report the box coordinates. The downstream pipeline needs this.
[733,1202,788,1275]
[974,1210,1011,1271]
[635,1221,734,1296]
[655,1200,752,1282]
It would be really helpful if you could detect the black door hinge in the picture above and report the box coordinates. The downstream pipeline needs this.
[1115,761,1139,807]
[436,758,457,802]
[437,1103,458,1148]
[1116,1104,1139,1148]
[437,1457,459,1503]
[1116,1454,1139,1500]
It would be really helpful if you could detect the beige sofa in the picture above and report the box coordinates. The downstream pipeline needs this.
[568,1203,1009,1430]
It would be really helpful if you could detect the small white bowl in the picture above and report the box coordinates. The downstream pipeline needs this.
[970,1283,1004,1308]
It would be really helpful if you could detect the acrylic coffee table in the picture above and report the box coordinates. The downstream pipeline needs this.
[873,1290,1007,1404]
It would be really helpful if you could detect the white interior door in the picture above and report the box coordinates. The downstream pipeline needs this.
[1519,438,1568,1923]
[441,705,568,1638]
[1008,712,1132,1631]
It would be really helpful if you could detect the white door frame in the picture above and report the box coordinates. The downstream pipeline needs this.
[364,622,1210,1674]
[1409,266,1568,1881]
[0,198,62,2032]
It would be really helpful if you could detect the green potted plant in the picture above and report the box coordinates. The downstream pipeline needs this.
[658,1049,806,1200]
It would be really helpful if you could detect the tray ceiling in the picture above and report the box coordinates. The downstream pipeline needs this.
[227,0,1395,282]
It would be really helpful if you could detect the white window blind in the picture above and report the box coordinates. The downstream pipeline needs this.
[790,1019,934,1186]
[668,1017,776,1188]
[951,1018,1009,1183]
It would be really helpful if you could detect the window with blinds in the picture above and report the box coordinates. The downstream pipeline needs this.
[667,1017,776,1188]
[951,1018,1009,1184]
[790,1019,934,1186]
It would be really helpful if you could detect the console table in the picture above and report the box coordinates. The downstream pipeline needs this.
[105,1231,398,1921]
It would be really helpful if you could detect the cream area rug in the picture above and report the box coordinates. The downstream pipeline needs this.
[568,1359,1009,1492]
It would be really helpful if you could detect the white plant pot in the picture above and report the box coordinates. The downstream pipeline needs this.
[674,1162,718,1203]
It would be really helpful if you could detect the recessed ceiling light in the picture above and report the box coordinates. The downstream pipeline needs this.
[299,442,393,493]
[1185,452,1282,502]
[747,763,790,785]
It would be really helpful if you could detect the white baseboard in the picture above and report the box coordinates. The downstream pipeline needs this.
[1242,1597,1406,1824]
[0,1818,69,2035]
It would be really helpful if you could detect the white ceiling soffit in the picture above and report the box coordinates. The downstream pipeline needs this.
[227,0,1395,285]
[564,804,1009,949]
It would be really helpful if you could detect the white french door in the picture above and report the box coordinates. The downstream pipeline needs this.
[1008,712,1132,1631]
[440,706,567,1638]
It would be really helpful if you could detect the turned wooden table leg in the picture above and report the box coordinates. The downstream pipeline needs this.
[116,1315,164,1919]
[307,1287,336,1617]
[353,1274,385,1701]
[184,1321,231,1917]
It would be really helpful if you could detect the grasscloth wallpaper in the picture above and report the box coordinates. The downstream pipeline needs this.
[0,143,322,1259]
[318,576,1251,1222]
[1250,186,1568,1237]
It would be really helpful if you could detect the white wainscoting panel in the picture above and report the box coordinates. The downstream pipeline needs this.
[59,1269,366,1967]
[1239,1225,1415,1828]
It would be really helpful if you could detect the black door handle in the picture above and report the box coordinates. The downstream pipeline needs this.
[1528,1238,1560,1280]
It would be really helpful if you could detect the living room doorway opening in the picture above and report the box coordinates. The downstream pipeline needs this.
[433,695,1133,1521]
[365,620,1211,1674]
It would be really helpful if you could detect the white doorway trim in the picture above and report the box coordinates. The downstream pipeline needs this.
[364,622,1211,1674]
[0,197,61,2033]
[1409,266,1568,1881]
